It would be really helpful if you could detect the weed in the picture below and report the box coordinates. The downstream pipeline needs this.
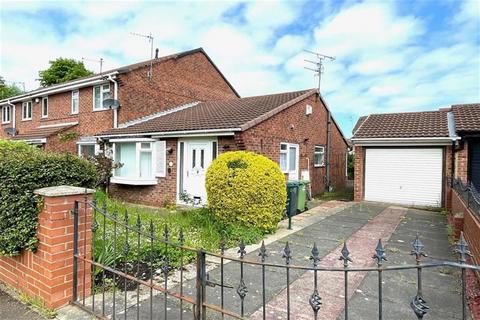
[19,292,57,318]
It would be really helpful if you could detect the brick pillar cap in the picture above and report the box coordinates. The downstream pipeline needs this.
[34,185,95,197]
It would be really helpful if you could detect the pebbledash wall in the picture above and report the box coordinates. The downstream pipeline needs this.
[0,50,238,153]
[0,186,93,309]
[110,94,349,206]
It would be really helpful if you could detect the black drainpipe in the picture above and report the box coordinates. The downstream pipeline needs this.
[325,100,332,191]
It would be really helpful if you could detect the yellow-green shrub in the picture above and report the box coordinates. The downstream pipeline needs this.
[205,151,286,232]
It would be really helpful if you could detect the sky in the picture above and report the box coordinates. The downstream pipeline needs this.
[1,0,479,137]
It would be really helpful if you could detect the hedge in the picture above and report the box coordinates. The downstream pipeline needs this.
[205,151,287,232]
[0,140,98,256]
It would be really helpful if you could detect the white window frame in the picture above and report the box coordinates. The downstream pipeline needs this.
[22,101,32,121]
[2,105,11,124]
[71,90,79,114]
[77,142,99,157]
[111,138,160,185]
[314,145,325,167]
[279,142,299,180]
[41,97,48,118]
[93,83,111,111]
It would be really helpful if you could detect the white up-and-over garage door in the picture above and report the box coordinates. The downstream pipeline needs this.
[364,148,443,207]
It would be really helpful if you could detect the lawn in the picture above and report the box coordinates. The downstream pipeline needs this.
[91,191,265,283]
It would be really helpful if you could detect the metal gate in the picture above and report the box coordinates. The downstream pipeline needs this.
[71,195,480,320]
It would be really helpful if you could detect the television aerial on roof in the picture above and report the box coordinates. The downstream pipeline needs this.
[103,98,121,110]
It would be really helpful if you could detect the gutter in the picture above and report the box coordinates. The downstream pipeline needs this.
[351,136,460,146]
[96,128,241,139]
[0,72,119,104]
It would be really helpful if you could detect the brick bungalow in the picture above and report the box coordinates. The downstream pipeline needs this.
[97,89,349,206]
[0,48,239,154]
[351,103,479,208]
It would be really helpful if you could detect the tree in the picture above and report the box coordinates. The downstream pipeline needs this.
[0,76,23,100]
[38,58,94,87]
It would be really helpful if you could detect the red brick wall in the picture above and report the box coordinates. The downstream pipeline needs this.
[451,190,480,269]
[117,51,238,123]
[0,188,92,309]
[353,145,364,202]
[238,94,348,196]
[455,140,469,183]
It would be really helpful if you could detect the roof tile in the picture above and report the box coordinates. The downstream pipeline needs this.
[452,103,480,133]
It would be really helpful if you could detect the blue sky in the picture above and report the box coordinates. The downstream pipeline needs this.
[1,0,479,137]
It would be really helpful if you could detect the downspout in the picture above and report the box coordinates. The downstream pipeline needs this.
[326,108,332,192]
[7,100,16,135]
[107,75,119,128]
[447,110,457,208]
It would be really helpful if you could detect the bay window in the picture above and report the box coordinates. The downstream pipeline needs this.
[112,139,166,185]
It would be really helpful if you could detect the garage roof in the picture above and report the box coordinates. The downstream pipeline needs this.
[352,110,450,139]
[452,103,480,133]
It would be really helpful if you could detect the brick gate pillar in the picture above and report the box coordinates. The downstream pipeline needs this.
[0,186,94,309]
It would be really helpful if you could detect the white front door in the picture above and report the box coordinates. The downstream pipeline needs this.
[181,140,214,205]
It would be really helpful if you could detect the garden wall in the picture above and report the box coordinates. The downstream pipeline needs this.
[451,189,480,275]
[0,186,93,309]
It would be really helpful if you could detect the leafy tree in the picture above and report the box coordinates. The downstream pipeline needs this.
[0,76,23,100]
[38,58,94,87]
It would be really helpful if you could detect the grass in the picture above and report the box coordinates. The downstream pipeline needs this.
[315,187,354,202]
[92,191,266,278]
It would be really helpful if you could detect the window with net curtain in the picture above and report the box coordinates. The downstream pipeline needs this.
[115,142,153,178]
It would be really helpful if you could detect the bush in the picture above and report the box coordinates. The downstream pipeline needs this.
[0,141,98,256]
[206,151,287,232]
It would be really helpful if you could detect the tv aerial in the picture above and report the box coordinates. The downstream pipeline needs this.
[304,49,335,93]
[131,32,154,79]
[82,57,104,73]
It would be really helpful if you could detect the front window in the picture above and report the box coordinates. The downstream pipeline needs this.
[314,146,325,167]
[71,90,79,114]
[115,142,137,177]
[41,97,48,118]
[2,105,11,124]
[79,144,96,158]
[93,84,110,110]
[22,101,32,120]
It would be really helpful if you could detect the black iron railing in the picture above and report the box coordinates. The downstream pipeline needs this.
[71,194,480,320]
[452,177,480,218]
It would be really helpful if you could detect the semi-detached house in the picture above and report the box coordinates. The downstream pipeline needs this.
[0,48,349,207]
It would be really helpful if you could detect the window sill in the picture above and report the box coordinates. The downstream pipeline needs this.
[314,164,325,168]
[93,108,110,112]
[1,122,11,125]
[110,177,158,186]
[21,119,32,122]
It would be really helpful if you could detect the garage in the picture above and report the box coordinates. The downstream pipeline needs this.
[364,148,444,206]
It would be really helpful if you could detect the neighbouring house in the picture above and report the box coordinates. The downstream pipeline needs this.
[0,48,238,154]
[351,103,479,208]
[96,89,349,206]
